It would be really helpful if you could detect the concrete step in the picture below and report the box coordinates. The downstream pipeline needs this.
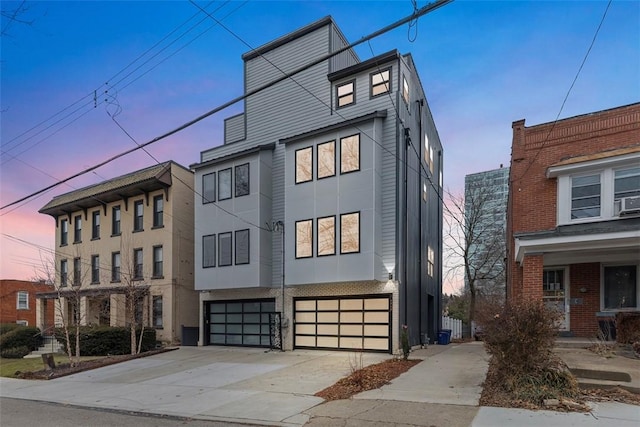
[555,338,593,349]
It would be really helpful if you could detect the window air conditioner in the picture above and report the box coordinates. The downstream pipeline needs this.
[619,195,640,216]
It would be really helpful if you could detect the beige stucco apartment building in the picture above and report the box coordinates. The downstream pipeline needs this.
[39,161,198,344]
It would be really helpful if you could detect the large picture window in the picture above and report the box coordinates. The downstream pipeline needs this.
[370,68,391,97]
[571,174,601,219]
[218,168,232,200]
[295,147,313,184]
[219,232,232,266]
[203,172,216,204]
[317,140,336,179]
[203,234,216,268]
[340,134,360,174]
[295,219,313,258]
[603,265,637,310]
[235,229,250,265]
[317,216,336,256]
[235,163,250,197]
[336,80,355,108]
[340,212,360,254]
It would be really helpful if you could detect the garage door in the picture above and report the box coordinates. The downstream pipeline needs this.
[294,295,391,352]
[206,299,275,347]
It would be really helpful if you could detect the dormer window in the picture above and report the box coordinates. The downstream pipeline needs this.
[336,80,355,108]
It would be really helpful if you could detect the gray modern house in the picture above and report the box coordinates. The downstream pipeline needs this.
[191,17,444,353]
[464,166,509,297]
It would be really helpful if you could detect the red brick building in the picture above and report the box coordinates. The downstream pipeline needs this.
[0,280,55,329]
[507,103,640,337]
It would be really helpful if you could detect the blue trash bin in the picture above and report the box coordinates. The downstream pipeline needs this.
[443,329,452,343]
[437,330,450,345]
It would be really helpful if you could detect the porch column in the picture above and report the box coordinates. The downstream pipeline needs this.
[111,294,126,327]
[55,297,67,327]
[35,298,45,331]
[79,296,89,326]
[522,253,544,300]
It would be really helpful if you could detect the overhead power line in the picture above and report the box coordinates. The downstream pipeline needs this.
[1,0,453,211]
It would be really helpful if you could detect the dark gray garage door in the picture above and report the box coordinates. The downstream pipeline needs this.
[206,299,275,347]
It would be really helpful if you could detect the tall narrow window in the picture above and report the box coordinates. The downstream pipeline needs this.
[571,174,601,219]
[111,252,121,282]
[134,248,143,279]
[16,291,28,310]
[153,246,163,278]
[203,172,216,204]
[73,215,82,243]
[423,181,428,202]
[317,216,336,256]
[133,200,144,231]
[153,195,164,227]
[91,255,100,284]
[295,219,313,258]
[203,234,216,268]
[370,68,391,97]
[60,218,68,246]
[153,296,163,328]
[60,259,68,287]
[218,168,232,200]
[235,229,250,265]
[92,211,100,239]
[112,206,121,235]
[424,133,430,168]
[336,80,355,108]
[340,212,360,254]
[295,147,313,184]
[73,257,81,286]
[340,134,360,174]
[427,246,434,277]
[235,163,250,197]
[219,232,232,266]
[402,75,409,104]
[317,140,336,179]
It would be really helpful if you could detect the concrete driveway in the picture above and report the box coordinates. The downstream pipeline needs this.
[0,346,390,426]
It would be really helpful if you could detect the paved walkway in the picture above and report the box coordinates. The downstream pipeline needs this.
[1,342,638,426]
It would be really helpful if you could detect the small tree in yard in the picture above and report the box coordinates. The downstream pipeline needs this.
[444,185,507,326]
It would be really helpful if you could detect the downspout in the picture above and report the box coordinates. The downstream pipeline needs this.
[403,126,410,329]
[416,99,423,345]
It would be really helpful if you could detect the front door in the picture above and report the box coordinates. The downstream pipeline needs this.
[543,268,569,331]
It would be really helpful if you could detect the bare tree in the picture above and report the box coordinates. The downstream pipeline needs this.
[443,185,507,325]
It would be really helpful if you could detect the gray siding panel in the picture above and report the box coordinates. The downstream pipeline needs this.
[224,114,245,144]
[329,26,359,73]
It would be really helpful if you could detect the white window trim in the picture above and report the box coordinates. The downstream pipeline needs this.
[16,291,29,310]
[600,263,639,312]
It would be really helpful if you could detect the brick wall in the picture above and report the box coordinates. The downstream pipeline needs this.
[569,263,601,337]
[0,280,55,327]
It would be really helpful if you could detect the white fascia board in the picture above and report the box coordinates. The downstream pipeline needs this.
[515,229,640,263]
[547,151,640,178]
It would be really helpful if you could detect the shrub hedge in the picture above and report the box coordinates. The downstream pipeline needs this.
[0,345,31,359]
[0,326,41,351]
[54,326,156,356]
[0,323,22,336]
[616,312,640,344]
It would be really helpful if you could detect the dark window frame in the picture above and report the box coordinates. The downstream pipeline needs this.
[60,218,68,246]
[370,67,392,98]
[153,295,163,328]
[218,168,232,201]
[203,234,216,268]
[153,195,164,228]
[73,215,82,243]
[133,248,143,280]
[235,163,250,197]
[73,257,81,286]
[60,259,68,287]
[112,206,121,236]
[340,211,361,255]
[133,200,144,232]
[111,252,121,282]
[235,229,250,265]
[336,79,356,108]
[317,140,336,180]
[91,211,100,240]
[295,146,313,184]
[218,232,232,267]
[340,133,361,175]
[203,172,216,204]
[317,215,336,257]
[152,245,163,278]
[402,74,409,105]
[91,254,100,284]
[295,219,314,259]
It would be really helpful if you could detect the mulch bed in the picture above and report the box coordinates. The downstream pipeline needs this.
[16,348,176,380]
[315,358,420,401]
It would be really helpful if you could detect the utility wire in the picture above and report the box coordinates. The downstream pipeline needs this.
[1,0,453,211]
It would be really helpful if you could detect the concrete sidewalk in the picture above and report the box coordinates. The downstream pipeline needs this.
[1,342,638,426]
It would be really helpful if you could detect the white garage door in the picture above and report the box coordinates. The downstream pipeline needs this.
[294,295,391,352]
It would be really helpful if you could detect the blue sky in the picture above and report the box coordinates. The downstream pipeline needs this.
[1,0,639,289]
